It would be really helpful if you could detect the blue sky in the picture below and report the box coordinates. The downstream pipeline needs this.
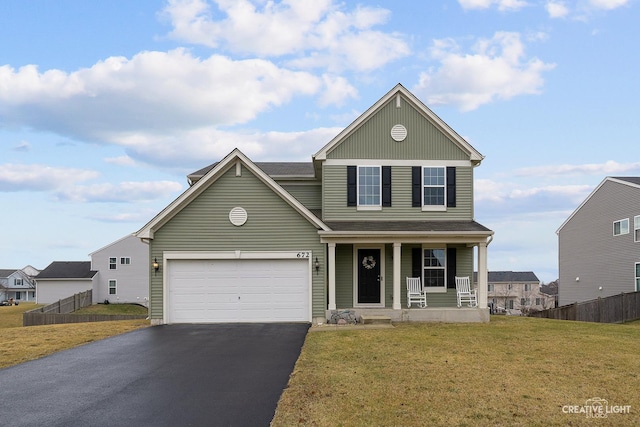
[1,0,638,283]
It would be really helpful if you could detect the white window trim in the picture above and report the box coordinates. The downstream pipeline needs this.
[120,257,131,265]
[613,218,629,236]
[635,262,640,292]
[422,245,447,293]
[109,257,117,270]
[421,166,446,212]
[634,215,640,242]
[108,279,117,295]
[357,165,382,210]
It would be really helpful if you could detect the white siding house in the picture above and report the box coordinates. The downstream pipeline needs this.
[0,267,38,302]
[89,234,149,305]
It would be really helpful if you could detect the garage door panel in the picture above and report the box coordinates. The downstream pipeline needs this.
[167,258,309,323]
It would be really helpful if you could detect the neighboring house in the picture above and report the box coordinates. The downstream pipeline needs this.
[135,84,494,325]
[89,234,150,305]
[0,266,38,302]
[475,271,554,315]
[35,262,97,304]
[557,177,640,306]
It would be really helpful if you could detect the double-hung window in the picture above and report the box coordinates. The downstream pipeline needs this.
[120,257,131,265]
[613,218,629,236]
[109,280,117,295]
[423,167,445,209]
[358,166,381,208]
[15,278,23,286]
[423,248,446,290]
[109,257,117,270]
[634,216,640,242]
[636,263,640,292]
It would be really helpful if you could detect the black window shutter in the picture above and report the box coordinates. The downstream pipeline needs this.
[347,166,356,206]
[412,247,422,279]
[382,166,391,207]
[412,166,421,207]
[446,167,456,208]
[447,247,457,289]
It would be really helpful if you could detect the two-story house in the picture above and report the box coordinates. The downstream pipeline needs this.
[0,266,38,302]
[135,84,494,325]
[475,271,554,315]
[557,176,640,306]
[89,234,150,305]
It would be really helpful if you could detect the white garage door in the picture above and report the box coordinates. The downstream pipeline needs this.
[167,258,309,323]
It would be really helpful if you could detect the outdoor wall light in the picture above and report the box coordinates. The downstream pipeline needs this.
[153,258,159,275]
[315,257,320,275]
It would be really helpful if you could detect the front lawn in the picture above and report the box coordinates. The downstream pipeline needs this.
[0,302,149,369]
[272,317,640,426]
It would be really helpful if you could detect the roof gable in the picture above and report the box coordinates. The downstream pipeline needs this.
[136,149,328,239]
[557,176,640,234]
[313,84,484,163]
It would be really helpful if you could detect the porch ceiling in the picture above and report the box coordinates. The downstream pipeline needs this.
[319,220,494,244]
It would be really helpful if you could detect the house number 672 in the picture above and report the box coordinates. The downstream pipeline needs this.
[297,252,311,258]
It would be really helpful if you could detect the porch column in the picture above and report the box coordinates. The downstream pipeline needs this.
[477,242,488,309]
[393,242,401,310]
[328,243,336,310]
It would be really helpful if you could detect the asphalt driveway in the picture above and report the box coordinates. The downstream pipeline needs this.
[0,323,309,427]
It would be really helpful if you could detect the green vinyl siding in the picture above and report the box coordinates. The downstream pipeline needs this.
[323,165,473,221]
[149,164,325,320]
[327,95,469,161]
[280,183,322,210]
[335,244,354,307]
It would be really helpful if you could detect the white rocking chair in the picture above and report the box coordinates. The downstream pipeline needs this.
[406,277,427,308]
[455,276,477,307]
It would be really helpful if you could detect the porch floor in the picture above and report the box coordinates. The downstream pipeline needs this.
[326,307,489,323]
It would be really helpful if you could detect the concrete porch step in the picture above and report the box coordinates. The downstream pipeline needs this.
[360,315,392,325]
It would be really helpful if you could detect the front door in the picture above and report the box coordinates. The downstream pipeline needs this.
[357,248,381,304]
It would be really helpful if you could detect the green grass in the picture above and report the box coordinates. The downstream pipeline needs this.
[272,316,640,426]
[72,303,148,315]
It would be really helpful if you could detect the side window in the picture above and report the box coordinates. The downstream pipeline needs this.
[109,257,117,270]
[613,218,629,236]
[120,257,131,265]
[109,280,117,295]
[634,216,640,242]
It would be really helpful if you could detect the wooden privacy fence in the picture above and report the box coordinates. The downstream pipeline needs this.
[23,290,147,326]
[529,291,640,324]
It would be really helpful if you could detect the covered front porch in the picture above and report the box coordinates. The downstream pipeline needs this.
[319,221,494,323]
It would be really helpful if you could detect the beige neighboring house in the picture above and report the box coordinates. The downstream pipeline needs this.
[475,271,555,315]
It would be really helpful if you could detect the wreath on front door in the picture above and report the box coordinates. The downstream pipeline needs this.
[362,256,377,270]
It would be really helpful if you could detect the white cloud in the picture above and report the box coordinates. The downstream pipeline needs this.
[414,32,555,111]
[161,0,410,72]
[0,164,99,192]
[56,181,184,203]
[588,0,630,10]
[12,141,31,152]
[117,126,342,166]
[515,160,640,177]
[546,1,570,18]
[0,50,321,136]
[104,156,137,166]
[458,0,528,11]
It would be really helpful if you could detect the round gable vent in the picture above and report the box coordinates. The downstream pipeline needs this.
[229,207,248,226]
[391,124,407,142]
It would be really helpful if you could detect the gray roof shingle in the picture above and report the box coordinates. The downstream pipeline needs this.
[36,262,97,279]
[473,271,540,283]
[188,162,315,182]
